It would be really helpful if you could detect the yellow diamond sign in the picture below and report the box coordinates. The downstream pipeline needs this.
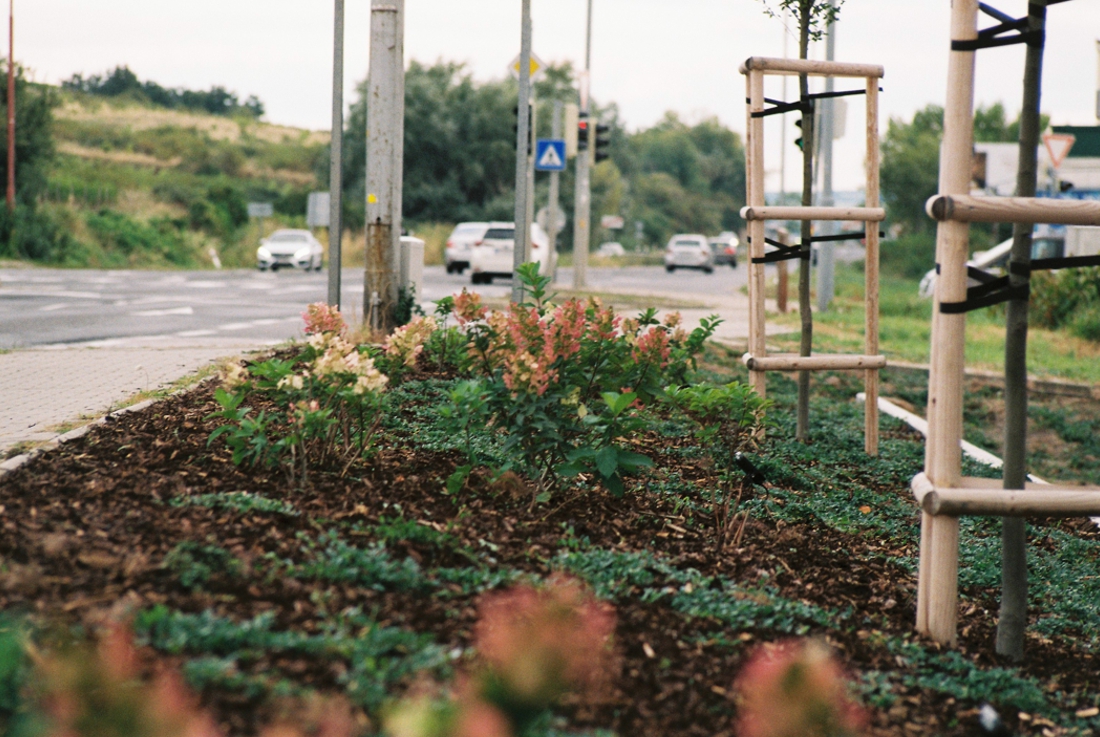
[509,52,546,81]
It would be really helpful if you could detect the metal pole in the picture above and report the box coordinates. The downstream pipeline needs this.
[816,0,838,313]
[6,0,13,212]
[572,0,593,289]
[364,0,405,332]
[526,87,536,264]
[548,99,562,281]
[512,0,532,304]
[327,0,345,309]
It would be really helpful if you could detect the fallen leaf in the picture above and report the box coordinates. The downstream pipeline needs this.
[859,505,872,514]
[642,642,656,659]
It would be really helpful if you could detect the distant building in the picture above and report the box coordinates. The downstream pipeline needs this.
[972,125,1100,197]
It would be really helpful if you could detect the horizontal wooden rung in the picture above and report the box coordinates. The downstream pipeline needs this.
[740,206,886,223]
[926,195,1100,226]
[743,353,887,372]
[912,472,1100,517]
[740,57,885,79]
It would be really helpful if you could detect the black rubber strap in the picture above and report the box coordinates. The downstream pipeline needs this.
[953,30,1042,51]
[941,283,1030,314]
[750,239,809,264]
[804,230,885,244]
[751,99,812,119]
[806,88,876,102]
[1031,254,1100,271]
[967,265,1000,284]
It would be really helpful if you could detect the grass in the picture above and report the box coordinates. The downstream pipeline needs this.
[769,262,1100,384]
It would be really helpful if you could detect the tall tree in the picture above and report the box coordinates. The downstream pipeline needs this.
[997,0,1048,664]
[756,0,843,440]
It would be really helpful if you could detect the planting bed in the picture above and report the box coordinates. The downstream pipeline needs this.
[2,347,1099,736]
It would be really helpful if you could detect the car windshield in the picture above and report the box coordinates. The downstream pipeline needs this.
[484,228,515,240]
[454,224,484,235]
[673,240,702,248]
[269,233,309,243]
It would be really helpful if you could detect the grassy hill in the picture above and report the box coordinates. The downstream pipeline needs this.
[37,89,332,269]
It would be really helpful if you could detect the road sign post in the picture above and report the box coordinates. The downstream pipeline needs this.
[547,102,564,281]
[327,0,345,309]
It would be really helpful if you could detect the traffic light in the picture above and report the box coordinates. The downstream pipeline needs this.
[794,117,804,151]
[513,104,533,155]
[594,123,611,163]
[577,113,590,152]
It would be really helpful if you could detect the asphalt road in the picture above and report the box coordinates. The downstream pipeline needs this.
[0,263,749,349]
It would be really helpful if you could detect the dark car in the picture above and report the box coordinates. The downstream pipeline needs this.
[708,234,739,268]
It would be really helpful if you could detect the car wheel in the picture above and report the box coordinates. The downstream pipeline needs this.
[446,263,454,274]
[271,265,280,273]
[731,260,738,269]
[471,273,483,285]
[666,265,675,273]
[457,265,466,275]
[704,266,714,274]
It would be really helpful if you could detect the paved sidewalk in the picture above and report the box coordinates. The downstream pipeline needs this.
[0,343,265,454]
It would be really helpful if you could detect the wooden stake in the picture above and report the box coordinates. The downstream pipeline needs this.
[918,0,978,645]
[741,205,886,222]
[864,77,882,456]
[740,56,884,79]
[743,354,886,371]
[928,194,1100,225]
[748,68,768,397]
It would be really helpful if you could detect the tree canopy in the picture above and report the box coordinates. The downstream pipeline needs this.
[64,66,264,118]
[342,61,746,248]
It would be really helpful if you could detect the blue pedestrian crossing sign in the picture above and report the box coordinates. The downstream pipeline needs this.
[535,139,567,171]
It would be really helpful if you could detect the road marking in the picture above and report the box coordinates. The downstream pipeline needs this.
[252,318,283,326]
[39,304,68,312]
[218,322,253,331]
[132,306,194,317]
[176,330,216,337]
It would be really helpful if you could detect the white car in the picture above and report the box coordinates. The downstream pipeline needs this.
[444,221,490,274]
[469,222,552,284]
[257,230,324,272]
[597,241,625,257]
[664,234,714,273]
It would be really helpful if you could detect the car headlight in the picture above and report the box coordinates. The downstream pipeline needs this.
[294,247,311,260]
[257,246,272,259]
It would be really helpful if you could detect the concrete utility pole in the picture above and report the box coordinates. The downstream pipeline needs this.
[512,0,533,304]
[572,0,594,289]
[548,99,563,280]
[364,0,405,333]
[816,0,838,313]
[6,0,14,212]
[327,0,345,309]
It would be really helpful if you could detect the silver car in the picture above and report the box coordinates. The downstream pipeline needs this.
[257,230,324,272]
[664,234,714,273]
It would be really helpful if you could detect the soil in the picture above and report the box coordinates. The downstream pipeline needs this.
[1,356,1097,737]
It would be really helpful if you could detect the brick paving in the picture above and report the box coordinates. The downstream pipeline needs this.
[0,344,264,453]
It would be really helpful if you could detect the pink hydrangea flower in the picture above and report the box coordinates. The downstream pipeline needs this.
[302,302,346,336]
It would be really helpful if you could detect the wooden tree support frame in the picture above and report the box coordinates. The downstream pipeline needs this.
[917,0,1100,646]
[739,56,885,455]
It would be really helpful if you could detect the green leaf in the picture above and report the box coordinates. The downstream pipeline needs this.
[616,450,654,473]
[595,446,619,478]
[445,465,473,495]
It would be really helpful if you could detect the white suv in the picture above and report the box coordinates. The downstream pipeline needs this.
[469,222,552,284]
[444,222,492,274]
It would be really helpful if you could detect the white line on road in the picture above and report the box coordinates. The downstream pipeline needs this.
[39,304,68,312]
[176,330,216,337]
[133,306,195,317]
[218,323,253,331]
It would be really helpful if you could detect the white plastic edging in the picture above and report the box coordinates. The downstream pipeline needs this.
[856,393,1100,526]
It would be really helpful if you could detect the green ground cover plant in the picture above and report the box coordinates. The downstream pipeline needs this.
[5,270,1100,737]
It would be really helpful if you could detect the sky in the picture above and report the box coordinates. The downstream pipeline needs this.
[18,0,1100,191]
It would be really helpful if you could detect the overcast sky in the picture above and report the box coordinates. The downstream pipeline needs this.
[19,0,1100,190]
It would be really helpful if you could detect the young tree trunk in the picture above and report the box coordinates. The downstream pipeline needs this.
[796,0,814,441]
[997,0,1046,663]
